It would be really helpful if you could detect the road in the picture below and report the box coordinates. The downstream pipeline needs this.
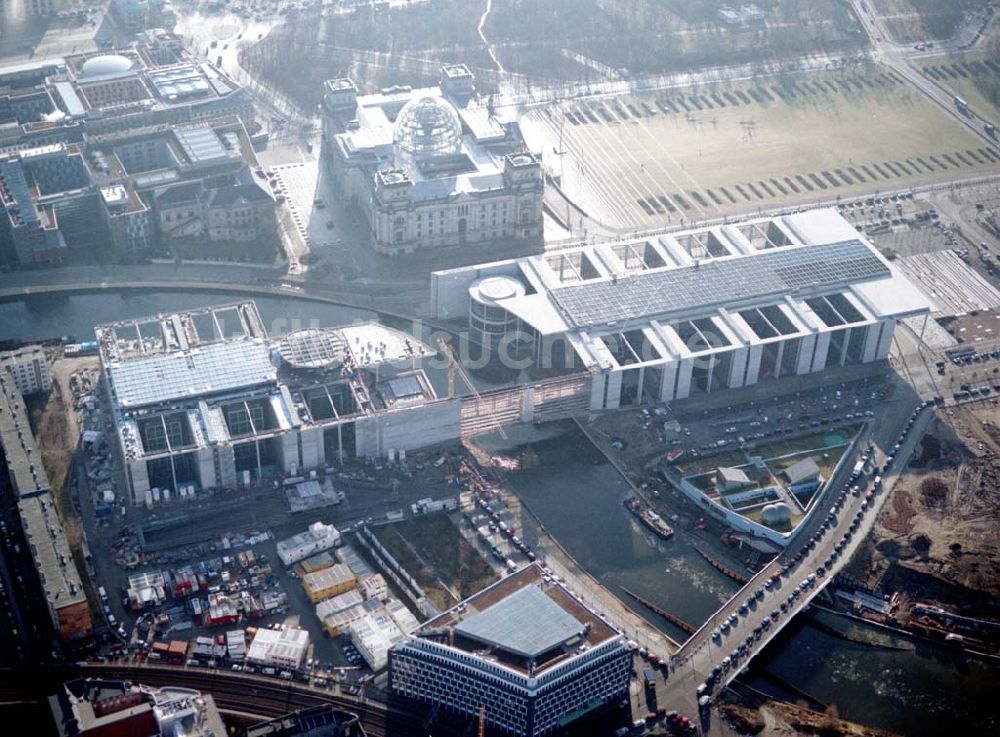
[652,397,934,733]
[850,0,999,147]
[0,261,433,318]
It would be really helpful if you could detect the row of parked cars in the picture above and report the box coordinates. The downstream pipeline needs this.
[698,400,933,707]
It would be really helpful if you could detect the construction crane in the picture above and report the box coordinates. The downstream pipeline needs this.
[436,337,507,439]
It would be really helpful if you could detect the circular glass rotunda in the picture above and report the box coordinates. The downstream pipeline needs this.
[392,95,463,159]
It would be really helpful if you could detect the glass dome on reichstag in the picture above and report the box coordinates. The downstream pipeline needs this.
[393,95,463,159]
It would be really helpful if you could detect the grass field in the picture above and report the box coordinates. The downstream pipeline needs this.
[871,0,982,43]
[522,64,999,228]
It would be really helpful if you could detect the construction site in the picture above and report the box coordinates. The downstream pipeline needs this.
[842,402,1000,653]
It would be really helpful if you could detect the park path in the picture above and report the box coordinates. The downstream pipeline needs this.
[478,0,504,73]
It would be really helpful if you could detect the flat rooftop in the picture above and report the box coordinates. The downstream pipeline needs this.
[436,208,932,340]
[97,301,274,409]
[0,373,50,499]
[0,375,86,614]
[413,563,618,675]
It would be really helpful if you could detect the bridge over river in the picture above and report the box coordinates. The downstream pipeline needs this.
[648,401,934,734]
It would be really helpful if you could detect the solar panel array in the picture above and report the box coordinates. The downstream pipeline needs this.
[551,240,889,327]
[109,340,276,409]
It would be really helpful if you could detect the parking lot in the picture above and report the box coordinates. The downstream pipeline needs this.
[268,159,363,278]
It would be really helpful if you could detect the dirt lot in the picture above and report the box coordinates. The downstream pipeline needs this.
[846,404,1000,613]
[26,354,99,548]
[373,515,498,611]
[718,698,901,737]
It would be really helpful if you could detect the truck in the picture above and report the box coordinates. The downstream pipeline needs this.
[954,95,969,114]
[643,667,657,691]
[851,460,865,479]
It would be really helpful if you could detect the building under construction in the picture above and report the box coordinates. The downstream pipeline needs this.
[98,301,595,503]
[98,301,447,502]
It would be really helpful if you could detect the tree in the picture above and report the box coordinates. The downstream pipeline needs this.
[919,476,949,506]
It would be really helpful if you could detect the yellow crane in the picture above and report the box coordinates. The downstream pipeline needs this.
[436,337,508,439]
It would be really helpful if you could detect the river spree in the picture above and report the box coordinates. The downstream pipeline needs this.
[0,291,376,343]
[503,423,741,642]
[503,423,1000,734]
[747,614,1000,736]
[5,290,1000,733]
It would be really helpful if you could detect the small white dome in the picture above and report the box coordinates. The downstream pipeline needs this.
[761,502,791,525]
[393,95,463,159]
[470,275,526,304]
[80,54,134,79]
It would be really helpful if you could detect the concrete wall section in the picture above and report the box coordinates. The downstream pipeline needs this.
[603,370,624,410]
[728,346,750,389]
[355,400,462,458]
[128,459,150,503]
[590,372,608,410]
[196,446,216,490]
[744,343,763,386]
[298,425,324,470]
[810,330,832,373]
[216,444,237,489]
[876,318,895,360]
[658,361,678,403]
[281,432,298,474]
[674,358,693,400]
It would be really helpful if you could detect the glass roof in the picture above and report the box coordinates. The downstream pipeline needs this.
[107,340,275,409]
[551,240,889,328]
[454,584,584,659]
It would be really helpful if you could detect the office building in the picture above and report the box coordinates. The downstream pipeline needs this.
[431,208,931,410]
[389,563,631,737]
[1,344,51,395]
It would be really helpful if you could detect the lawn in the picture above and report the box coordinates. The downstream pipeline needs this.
[523,63,998,226]
[751,426,861,461]
[920,49,1000,124]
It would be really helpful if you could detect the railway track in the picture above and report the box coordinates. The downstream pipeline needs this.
[78,664,426,737]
